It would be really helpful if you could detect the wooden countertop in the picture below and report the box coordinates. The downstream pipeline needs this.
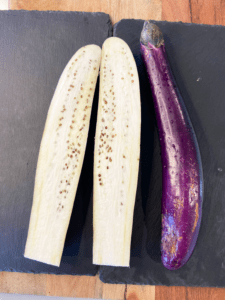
[1,0,225,299]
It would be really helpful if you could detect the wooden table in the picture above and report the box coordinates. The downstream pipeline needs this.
[1,0,225,299]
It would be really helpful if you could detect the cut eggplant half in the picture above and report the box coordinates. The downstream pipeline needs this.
[24,45,101,267]
[93,37,141,267]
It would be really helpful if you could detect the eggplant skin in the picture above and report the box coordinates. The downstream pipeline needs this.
[140,21,204,270]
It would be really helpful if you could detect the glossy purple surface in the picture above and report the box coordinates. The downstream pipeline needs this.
[140,25,203,270]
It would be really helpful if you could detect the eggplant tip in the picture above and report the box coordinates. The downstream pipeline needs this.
[162,255,185,271]
[140,21,164,48]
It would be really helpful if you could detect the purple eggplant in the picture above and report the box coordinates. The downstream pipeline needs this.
[140,21,203,270]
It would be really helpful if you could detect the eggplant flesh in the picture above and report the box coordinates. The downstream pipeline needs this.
[93,37,141,267]
[140,21,203,270]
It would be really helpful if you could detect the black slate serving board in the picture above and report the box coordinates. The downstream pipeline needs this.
[0,10,112,275]
[1,11,225,288]
[97,19,225,287]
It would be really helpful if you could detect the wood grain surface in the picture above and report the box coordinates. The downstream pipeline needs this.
[9,0,162,24]
[3,0,225,299]
[162,0,225,25]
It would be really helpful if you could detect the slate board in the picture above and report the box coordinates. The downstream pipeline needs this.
[97,19,225,287]
[0,10,112,275]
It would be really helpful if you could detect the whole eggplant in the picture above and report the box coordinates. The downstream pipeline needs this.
[140,21,204,270]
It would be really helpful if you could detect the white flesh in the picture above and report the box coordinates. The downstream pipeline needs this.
[24,45,101,266]
[93,37,141,267]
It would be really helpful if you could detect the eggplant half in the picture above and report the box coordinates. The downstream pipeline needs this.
[140,21,203,270]
[24,45,101,266]
[93,37,141,267]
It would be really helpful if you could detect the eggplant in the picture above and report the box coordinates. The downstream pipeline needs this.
[24,45,101,266]
[140,21,203,270]
[93,37,141,267]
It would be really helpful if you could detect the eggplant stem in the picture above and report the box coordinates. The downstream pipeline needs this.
[140,20,164,48]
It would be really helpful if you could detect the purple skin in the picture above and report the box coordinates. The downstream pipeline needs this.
[140,21,203,270]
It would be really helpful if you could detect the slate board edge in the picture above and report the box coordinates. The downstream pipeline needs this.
[113,18,225,33]
[4,9,110,17]
[2,9,113,41]
[3,268,97,276]
[99,272,223,288]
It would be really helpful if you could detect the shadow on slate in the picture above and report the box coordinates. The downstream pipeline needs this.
[0,10,112,275]
[98,19,225,287]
